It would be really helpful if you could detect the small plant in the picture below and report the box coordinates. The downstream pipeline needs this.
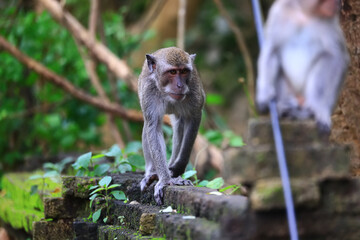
[89,176,126,223]
[72,152,110,177]
[72,142,145,177]
[182,169,242,195]
[118,216,125,226]
[29,171,60,201]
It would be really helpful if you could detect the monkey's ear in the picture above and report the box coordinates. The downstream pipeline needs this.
[146,54,156,73]
[190,54,196,62]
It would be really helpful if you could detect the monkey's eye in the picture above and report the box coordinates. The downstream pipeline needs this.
[180,69,190,74]
[169,70,177,75]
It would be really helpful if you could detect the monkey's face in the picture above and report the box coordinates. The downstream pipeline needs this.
[300,0,339,18]
[316,0,339,18]
[160,66,190,102]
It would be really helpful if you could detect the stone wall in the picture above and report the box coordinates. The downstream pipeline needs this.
[29,171,360,240]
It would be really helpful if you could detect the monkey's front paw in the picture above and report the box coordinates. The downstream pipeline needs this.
[154,177,193,205]
[140,174,158,191]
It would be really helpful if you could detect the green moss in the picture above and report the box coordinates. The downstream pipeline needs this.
[258,183,283,204]
[0,172,61,232]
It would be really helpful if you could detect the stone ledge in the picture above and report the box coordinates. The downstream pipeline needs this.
[32,219,74,240]
[164,186,248,221]
[250,178,320,211]
[44,197,89,219]
[248,118,326,146]
[224,144,350,183]
[30,173,360,240]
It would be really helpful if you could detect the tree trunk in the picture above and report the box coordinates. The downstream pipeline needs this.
[332,0,360,176]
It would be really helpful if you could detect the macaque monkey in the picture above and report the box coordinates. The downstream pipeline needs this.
[256,0,349,132]
[138,47,205,205]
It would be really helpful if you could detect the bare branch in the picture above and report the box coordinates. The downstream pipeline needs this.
[177,0,187,50]
[38,0,138,92]
[213,0,256,114]
[85,0,125,148]
[0,35,144,122]
[129,0,167,35]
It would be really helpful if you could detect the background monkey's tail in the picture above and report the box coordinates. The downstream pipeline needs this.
[251,1,299,240]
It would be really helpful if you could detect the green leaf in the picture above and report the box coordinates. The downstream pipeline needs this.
[99,176,112,188]
[90,187,105,195]
[206,177,224,189]
[89,185,99,190]
[118,163,132,174]
[219,184,238,192]
[89,193,99,208]
[44,170,59,178]
[103,217,108,223]
[182,170,197,179]
[75,169,86,177]
[128,155,145,169]
[105,144,122,157]
[92,153,105,159]
[229,136,245,147]
[203,130,223,146]
[30,185,38,195]
[197,180,209,187]
[89,193,98,200]
[107,184,121,189]
[94,164,110,176]
[124,141,142,154]
[111,190,126,200]
[92,209,101,223]
[90,199,95,208]
[206,93,224,106]
[29,175,43,180]
[43,162,57,170]
[73,152,92,169]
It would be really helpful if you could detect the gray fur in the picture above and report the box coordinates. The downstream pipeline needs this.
[256,0,349,132]
[138,47,205,205]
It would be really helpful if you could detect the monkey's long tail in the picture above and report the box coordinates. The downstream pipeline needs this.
[251,1,299,240]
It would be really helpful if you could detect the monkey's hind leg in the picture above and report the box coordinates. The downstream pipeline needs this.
[140,128,158,191]
[168,115,184,175]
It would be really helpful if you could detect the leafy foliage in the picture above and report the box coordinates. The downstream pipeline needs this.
[89,176,126,223]
[203,129,244,148]
[0,3,149,173]
[72,141,145,177]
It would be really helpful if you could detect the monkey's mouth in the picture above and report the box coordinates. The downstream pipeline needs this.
[169,93,185,101]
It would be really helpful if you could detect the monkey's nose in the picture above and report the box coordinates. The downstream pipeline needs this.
[177,83,183,88]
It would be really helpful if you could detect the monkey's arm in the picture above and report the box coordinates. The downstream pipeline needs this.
[256,39,281,112]
[143,115,171,182]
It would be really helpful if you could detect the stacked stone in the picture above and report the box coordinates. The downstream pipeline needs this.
[223,117,360,239]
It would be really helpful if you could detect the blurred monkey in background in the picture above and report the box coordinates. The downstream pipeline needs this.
[256,0,349,132]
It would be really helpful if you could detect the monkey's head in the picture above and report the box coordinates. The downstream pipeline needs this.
[299,0,339,18]
[145,47,196,102]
